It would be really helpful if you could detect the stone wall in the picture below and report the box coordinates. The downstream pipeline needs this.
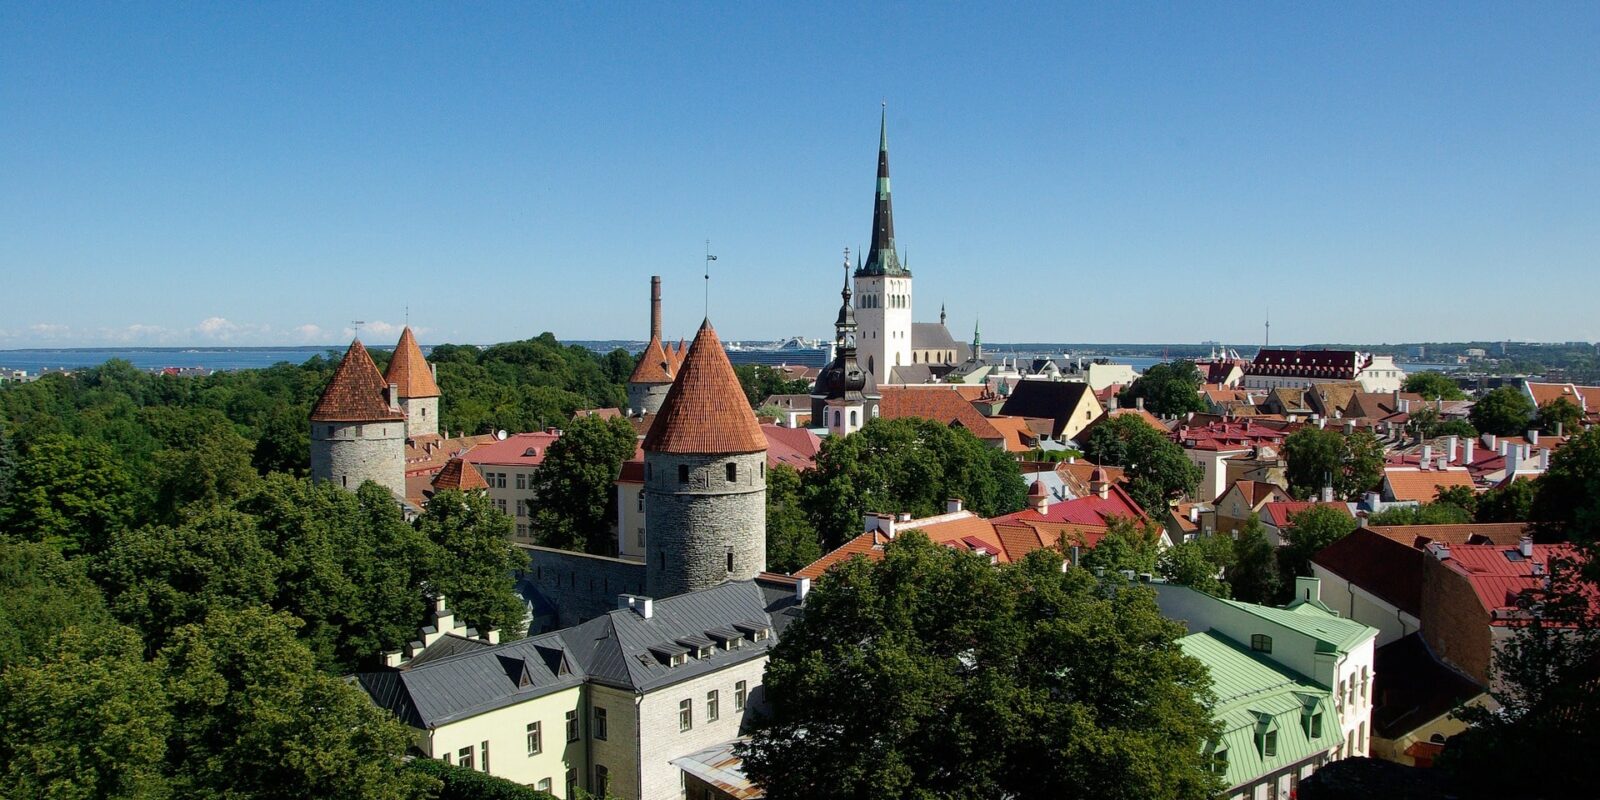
[644,451,766,598]
[310,420,406,498]
[520,546,646,631]
[400,395,439,438]
[627,381,670,417]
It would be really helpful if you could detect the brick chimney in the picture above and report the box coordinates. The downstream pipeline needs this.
[650,275,663,340]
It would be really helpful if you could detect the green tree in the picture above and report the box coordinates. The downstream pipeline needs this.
[252,403,311,476]
[765,464,822,574]
[1469,386,1536,437]
[1080,516,1163,576]
[0,626,171,800]
[1118,360,1207,417]
[0,433,138,555]
[1368,500,1474,526]
[1158,535,1232,597]
[1532,427,1600,539]
[733,365,811,409]
[1537,398,1583,436]
[1406,406,1477,440]
[1476,478,1536,523]
[740,532,1223,800]
[1227,515,1282,604]
[800,417,1026,549]
[1282,427,1384,500]
[0,540,116,673]
[1278,505,1358,579]
[1403,371,1466,401]
[416,489,528,640]
[1081,414,1202,513]
[158,607,436,800]
[0,423,15,511]
[527,414,639,554]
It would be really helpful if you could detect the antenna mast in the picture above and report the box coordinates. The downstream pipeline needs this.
[704,240,717,318]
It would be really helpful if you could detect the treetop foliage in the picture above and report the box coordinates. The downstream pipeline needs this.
[1081,413,1202,513]
[1118,359,1208,417]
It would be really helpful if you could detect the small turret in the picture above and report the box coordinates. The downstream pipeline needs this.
[385,326,440,438]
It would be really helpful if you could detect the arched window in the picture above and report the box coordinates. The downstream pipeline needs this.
[833,410,841,427]
[726,463,737,482]
[849,409,858,427]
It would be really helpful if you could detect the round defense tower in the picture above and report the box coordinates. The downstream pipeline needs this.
[627,276,676,416]
[643,319,767,598]
[309,339,407,498]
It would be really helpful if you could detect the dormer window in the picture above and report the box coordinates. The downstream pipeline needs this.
[1257,726,1278,758]
[1250,634,1272,653]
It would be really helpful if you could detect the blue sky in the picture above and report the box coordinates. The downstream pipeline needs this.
[2,3,1596,348]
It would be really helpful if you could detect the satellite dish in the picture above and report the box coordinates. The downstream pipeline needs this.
[496,429,509,441]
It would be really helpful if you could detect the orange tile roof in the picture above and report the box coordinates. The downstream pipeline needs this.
[404,433,497,475]
[1526,382,1585,411]
[878,386,1003,441]
[1382,468,1476,503]
[642,320,767,455]
[431,456,489,492]
[628,336,676,384]
[986,415,1038,453]
[1365,522,1530,547]
[384,326,440,398]
[795,512,1005,579]
[310,340,406,422]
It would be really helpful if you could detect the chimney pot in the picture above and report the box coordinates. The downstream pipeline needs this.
[1519,535,1534,558]
[795,577,811,603]
[1527,429,1540,446]
[945,497,964,514]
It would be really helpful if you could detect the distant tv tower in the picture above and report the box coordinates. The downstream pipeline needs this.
[1264,309,1271,348]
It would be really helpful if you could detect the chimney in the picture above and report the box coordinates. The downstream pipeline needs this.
[387,382,399,409]
[618,594,654,619]
[1429,541,1451,561]
[1188,505,1200,523]
[1109,395,1119,411]
[382,650,405,668]
[649,275,663,340]
[1557,421,1564,437]
[1344,420,1356,435]
[1295,576,1321,604]
[945,497,964,514]
[1539,448,1550,471]
[1321,482,1334,503]
[1463,438,1475,463]
[1437,456,1449,471]
[431,362,438,382]
[1447,435,1459,463]
[1484,433,1497,451]
[897,512,912,523]
[795,576,811,603]
[1519,535,1534,558]
[1136,396,1145,411]
[1508,446,1522,476]
[1498,439,1510,456]
[483,628,500,645]
[1527,429,1540,446]
[1364,491,1381,511]
[1421,445,1433,465]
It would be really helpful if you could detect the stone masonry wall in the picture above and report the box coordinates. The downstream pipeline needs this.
[521,546,646,631]
[627,381,670,417]
[400,396,439,438]
[644,451,766,599]
[310,421,406,499]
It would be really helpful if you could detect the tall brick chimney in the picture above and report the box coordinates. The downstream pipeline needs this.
[650,275,663,341]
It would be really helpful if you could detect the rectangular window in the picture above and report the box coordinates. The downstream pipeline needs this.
[526,721,542,756]
[679,698,693,732]
[516,524,527,537]
[480,740,489,772]
[1264,730,1278,758]
[565,768,576,799]
[565,710,579,742]
[536,778,551,792]
[594,765,609,795]
[457,746,474,771]
[637,493,645,512]
[516,500,525,517]
[593,706,608,741]
[496,498,507,513]
[735,680,747,711]
[707,690,719,722]
[1250,634,1272,653]
[516,473,526,490]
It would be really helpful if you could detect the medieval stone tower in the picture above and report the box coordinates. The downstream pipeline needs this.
[309,339,407,498]
[627,276,682,416]
[384,326,440,438]
[855,107,913,386]
[642,319,767,598]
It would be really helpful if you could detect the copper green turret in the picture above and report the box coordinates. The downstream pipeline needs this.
[856,107,909,278]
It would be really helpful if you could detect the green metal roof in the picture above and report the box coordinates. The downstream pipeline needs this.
[1218,597,1375,655]
[1182,631,1341,790]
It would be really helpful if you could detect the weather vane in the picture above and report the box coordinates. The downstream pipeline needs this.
[351,320,364,338]
[704,240,717,317]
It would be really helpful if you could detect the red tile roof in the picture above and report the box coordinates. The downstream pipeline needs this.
[1438,542,1588,623]
[761,423,823,471]
[463,431,562,467]
[642,320,767,455]
[986,415,1038,453]
[404,433,497,476]
[1262,500,1350,528]
[878,386,1002,441]
[310,340,406,422]
[628,336,676,384]
[1312,527,1424,616]
[431,456,489,492]
[1247,349,1365,380]
[991,482,1147,526]
[795,512,1006,580]
[384,326,440,399]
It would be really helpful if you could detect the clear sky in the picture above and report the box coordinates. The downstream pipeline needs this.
[3,3,1597,348]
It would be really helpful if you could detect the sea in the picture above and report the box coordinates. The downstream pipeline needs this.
[0,345,1173,375]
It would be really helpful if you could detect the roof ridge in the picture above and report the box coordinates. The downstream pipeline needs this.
[311,340,406,422]
[642,320,766,454]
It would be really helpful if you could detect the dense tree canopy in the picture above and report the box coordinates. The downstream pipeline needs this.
[740,532,1223,800]
[1469,386,1536,437]
[1278,505,1358,579]
[801,417,1027,550]
[1532,427,1600,539]
[1282,427,1385,500]
[734,364,811,408]
[765,463,822,574]
[1537,398,1583,436]
[527,413,640,554]
[1118,360,1207,417]
[1403,371,1467,401]
[1227,515,1283,604]
[1081,414,1202,513]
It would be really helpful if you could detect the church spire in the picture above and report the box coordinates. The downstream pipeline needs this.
[857,104,908,278]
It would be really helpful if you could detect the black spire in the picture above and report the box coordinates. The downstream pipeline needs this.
[857,105,908,278]
[822,248,868,400]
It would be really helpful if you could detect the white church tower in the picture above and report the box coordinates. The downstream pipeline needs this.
[855,108,913,386]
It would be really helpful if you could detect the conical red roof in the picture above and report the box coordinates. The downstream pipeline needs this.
[628,336,675,384]
[642,320,766,455]
[310,340,406,422]
[385,326,440,398]
[431,456,488,492]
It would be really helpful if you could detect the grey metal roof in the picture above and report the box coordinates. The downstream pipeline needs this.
[356,577,806,729]
[911,322,959,352]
